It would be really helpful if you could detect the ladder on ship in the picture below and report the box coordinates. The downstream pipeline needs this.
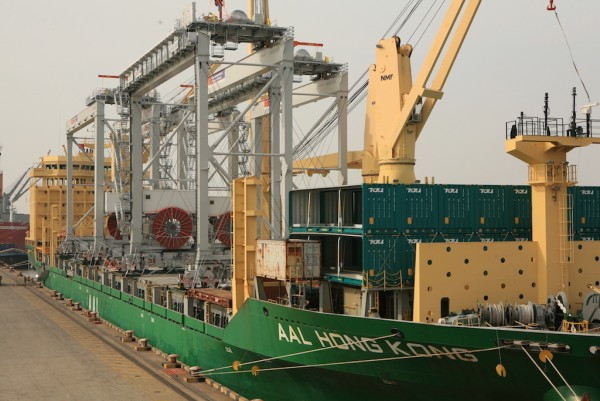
[558,192,574,291]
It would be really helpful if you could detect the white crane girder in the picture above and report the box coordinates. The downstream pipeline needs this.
[66,103,97,135]
[291,73,347,108]
[208,40,286,97]
[247,73,347,119]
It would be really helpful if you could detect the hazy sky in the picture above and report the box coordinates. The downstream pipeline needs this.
[2,0,600,213]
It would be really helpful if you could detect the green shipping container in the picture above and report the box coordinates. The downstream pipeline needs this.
[437,232,477,243]
[472,185,508,232]
[438,184,474,232]
[362,184,398,234]
[507,185,532,233]
[362,235,409,287]
[573,231,600,241]
[396,184,438,233]
[397,233,439,285]
[572,186,600,233]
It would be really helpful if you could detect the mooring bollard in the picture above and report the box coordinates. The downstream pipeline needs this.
[72,302,81,311]
[184,366,206,383]
[121,330,135,343]
[88,311,101,324]
[162,353,181,369]
[135,338,150,352]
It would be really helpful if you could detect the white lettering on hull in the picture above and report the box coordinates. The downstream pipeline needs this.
[277,324,478,363]
[278,323,313,345]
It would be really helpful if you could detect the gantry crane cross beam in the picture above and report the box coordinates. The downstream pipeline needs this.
[363,0,481,184]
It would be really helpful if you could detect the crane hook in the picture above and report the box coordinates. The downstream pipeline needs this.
[547,0,556,11]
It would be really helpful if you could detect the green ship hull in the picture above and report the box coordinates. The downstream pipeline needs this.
[44,267,600,401]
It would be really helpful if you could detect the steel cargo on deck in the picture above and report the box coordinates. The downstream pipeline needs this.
[255,239,321,281]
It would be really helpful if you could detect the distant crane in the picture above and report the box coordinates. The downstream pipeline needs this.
[1,169,30,222]
[0,144,31,222]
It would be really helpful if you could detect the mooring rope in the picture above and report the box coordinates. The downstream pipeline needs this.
[202,344,506,377]
[201,333,398,374]
[545,356,579,400]
[521,346,567,401]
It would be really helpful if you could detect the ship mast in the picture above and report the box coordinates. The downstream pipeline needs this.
[506,89,600,303]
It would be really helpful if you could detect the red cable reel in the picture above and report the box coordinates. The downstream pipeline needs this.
[214,211,232,248]
[106,213,122,240]
[152,207,193,249]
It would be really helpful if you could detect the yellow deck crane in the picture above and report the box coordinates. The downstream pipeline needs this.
[291,0,481,184]
[361,0,481,184]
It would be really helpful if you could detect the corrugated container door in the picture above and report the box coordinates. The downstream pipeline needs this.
[286,241,304,279]
[438,184,473,233]
[397,184,437,233]
[255,240,286,280]
[397,233,438,286]
[473,185,508,233]
[363,235,403,288]
[572,186,600,234]
[362,184,397,234]
[300,240,322,278]
[508,185,532,233]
